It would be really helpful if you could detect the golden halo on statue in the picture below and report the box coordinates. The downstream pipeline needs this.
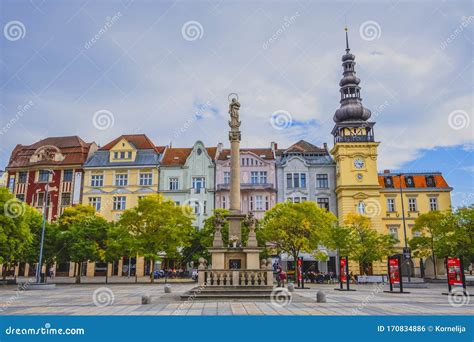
[228,93,239,102]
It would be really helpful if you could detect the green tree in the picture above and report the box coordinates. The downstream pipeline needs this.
[57,205,109,283]
[0,187,33,279]
[409,210,446,279]
[438,207,474,264]
[261,201,337,275]
[118,194,194,283]
[102,222,134,283]
[344,213,397,275]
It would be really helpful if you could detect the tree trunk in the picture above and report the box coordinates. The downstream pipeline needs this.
[432,251,437,279]
[150,259,155,284]
[75,262,81,284]
[105,263,109,284]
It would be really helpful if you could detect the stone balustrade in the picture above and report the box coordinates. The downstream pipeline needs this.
[199,269,272,286]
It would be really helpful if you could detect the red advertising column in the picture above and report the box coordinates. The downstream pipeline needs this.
[443,257,471,296]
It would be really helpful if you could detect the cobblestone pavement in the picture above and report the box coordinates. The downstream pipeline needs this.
[0,283,472,316]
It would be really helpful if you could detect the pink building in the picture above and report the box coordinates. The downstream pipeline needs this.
[215,144,277,219]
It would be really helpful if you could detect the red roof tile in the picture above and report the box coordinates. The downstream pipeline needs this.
[100,134,156,150]
[7,136,96,169]
[378,174,450,189]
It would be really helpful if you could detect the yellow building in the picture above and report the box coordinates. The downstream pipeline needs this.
[379,171,452,276]
[81,134,166,277]
[330,30,452,276]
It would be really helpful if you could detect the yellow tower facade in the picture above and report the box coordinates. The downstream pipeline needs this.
[330,29,385,274]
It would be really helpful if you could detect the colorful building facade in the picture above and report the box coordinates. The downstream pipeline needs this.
[159,141,218,229]
[6,136,97,221]
[215,145,277,219]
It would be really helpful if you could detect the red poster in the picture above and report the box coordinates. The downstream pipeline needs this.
[447,257,463,286]
[340,258,347,283]
[297,258,303,281]
[389,258,400,284]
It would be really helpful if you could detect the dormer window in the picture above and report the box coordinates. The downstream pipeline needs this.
[425,176,435,187]
[405,176,415,188]
[384,176,393,188]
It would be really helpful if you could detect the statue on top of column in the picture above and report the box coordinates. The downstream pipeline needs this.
[228,97,241,129]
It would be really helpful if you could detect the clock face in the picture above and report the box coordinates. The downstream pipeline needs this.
[354,158,365,169]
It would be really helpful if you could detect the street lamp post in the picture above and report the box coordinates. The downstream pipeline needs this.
[397,173,411,283]
[36,169,53,284]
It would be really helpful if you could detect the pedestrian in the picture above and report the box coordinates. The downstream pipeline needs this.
[279,271,287,287]
[49,266,55,279]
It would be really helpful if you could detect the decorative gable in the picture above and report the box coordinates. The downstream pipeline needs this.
[109,138,137,163]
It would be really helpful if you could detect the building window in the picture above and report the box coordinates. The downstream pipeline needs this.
[251,171,259,184]
[175,201,180,206]
[384,176,393,188]
[127,151,132,159]
[260,171,268,184]
[357,201,365,214]
[91,175,103,187]
[408,198,417,212]
[38,170,50,182]
[192,177,205,193]
[405,176,415,188]
[16,194,25,202]
[265,196,269,210]
[387,198,395,212]
[169,177,179,190]
[224,172,230,184]
[255,195,263,211]
[316,174,329,188]
[18,172,27,183]
[120,152,125,159]
[203,201,207,215]
[222,196,227,209]
[388,226,399,241]
[194,200,200,215]
[113,196,126,210]
[429,197,438,211]
[139,173,153,186]
[286,173,306,188]
[89,197,101,211]
[425,176,436,187]
[37,193,50,207]
[115,174,128,186]
[114,152,118,159]
[63,169,73,182]
[249,196,254,211]
[317,198,330,211]
[61,193,71,206]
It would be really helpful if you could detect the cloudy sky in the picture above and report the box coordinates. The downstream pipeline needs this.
[1,0,472,207]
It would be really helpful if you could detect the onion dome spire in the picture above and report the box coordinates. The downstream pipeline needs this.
[333,27,372,123]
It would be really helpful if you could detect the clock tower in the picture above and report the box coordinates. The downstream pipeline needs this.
[330,28,382,230]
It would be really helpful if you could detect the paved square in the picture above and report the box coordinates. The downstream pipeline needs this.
[0,282,472,316]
